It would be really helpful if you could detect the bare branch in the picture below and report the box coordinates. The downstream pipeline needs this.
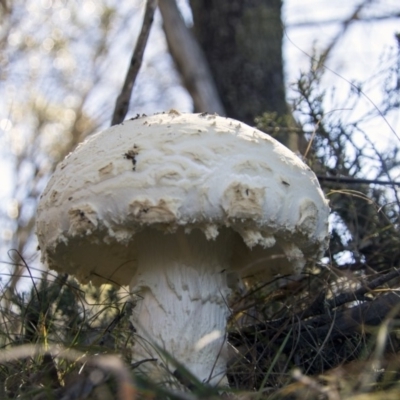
[230,292,400,372]
[111,0,158,126]
[318,175,400,187]
[159,0,225,115]
[299,268,400,321]
[303,292,400,342]
[289,13,400,29]
[318,0,374,64]
[231,268,400,349]
[327,268,400,310]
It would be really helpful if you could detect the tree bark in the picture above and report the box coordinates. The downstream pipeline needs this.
[189,0,287,126]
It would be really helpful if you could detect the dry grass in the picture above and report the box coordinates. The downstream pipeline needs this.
[0,260,400,399]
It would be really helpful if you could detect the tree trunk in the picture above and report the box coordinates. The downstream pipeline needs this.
[189,0,287,125]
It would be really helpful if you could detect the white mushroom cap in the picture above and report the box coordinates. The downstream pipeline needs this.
[36,111,329,286]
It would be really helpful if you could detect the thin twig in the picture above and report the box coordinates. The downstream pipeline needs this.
[289,13,400,29]
[318,175,400,187]
[111,0,158,126]
[318,0,374,65]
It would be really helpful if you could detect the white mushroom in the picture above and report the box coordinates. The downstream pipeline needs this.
[35,111,330,386]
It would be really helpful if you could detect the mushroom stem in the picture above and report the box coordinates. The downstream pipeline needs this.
[130,228,234,386]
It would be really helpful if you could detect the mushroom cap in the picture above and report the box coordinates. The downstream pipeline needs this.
[36,111,330,286]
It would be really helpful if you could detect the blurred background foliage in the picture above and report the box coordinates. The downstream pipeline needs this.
[0,0,400,398]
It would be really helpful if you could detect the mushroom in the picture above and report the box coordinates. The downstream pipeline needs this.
[35,111,330,386]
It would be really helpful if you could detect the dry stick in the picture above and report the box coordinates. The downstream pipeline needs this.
[231,268,400,346]
[299,268,400,321]
[0,345,136,400]
[297,292,400,346]
[111,0,158,126]
[326,268,400,310]
[264,293,400,376]
[290,13,400,28]
[159,0,225,115]
[230,292,400,355]
[317,175,400,187]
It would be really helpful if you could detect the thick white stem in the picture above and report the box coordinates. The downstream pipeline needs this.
[130,228,234,386]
